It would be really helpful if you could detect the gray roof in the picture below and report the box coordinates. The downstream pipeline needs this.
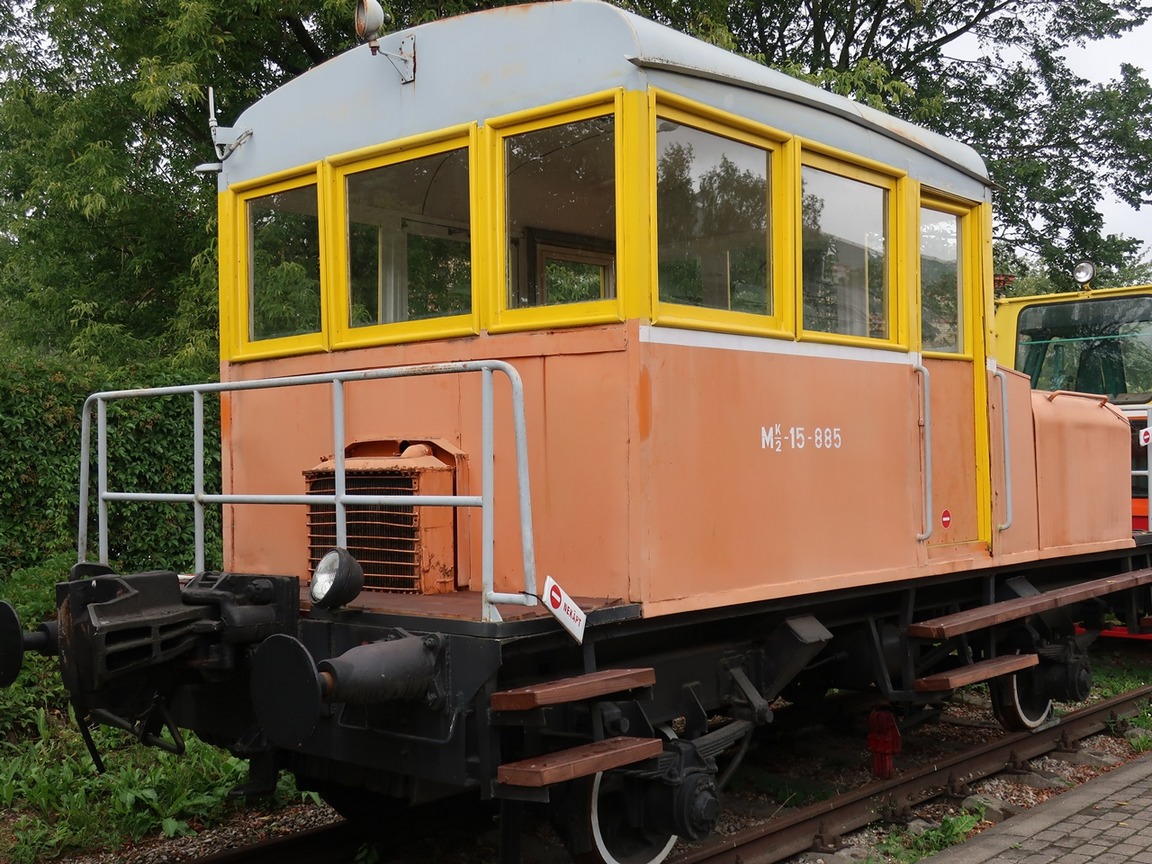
[219,0,988,198]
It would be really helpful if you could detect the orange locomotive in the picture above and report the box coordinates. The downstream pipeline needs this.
[0,2,1147,863]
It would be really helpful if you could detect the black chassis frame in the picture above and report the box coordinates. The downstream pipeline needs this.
[43,540,1152,806]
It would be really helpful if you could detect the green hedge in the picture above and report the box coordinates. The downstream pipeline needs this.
[0,349,220,576]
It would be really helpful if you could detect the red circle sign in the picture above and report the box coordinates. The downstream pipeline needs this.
[549,584,562,609]
[941,509,952,528]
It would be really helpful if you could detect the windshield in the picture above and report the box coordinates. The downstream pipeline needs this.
[1015,295,1152,401]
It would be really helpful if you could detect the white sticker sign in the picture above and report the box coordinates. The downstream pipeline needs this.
[543,574,586,644]
[1141,427,1151,447]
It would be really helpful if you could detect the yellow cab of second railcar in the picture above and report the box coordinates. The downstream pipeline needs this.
[996,283,1152,532]
[214,1,1133,622]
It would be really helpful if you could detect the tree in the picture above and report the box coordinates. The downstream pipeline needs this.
[0,0,359,364]
[2,0,1150,358]
[623,0,1152,282]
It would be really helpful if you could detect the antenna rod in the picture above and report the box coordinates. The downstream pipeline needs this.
[208,86,218,137]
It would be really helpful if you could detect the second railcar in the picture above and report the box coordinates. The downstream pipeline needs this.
[996,280,1152,531]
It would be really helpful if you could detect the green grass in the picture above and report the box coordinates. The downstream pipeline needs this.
[874,808,984,863]
[1089,641,1152,698]
[0,717,250,862]
[1086,640,1152,736]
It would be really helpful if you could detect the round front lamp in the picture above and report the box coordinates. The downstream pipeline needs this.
[310,549,364,609]
[1072,261,1096,286]
[355,0,387,41]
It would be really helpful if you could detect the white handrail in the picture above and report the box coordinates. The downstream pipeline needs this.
[77,360,538,623]
[913,364,933,541]
[992,368,1013,531]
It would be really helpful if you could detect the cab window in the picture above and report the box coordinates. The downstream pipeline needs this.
[920,205,963,353]
[801,165,890,340]
[248,185,321,341]
[656,123,771,315]
[345,148,471,326]
[505,116,616,308]
[1017,297,1152,397]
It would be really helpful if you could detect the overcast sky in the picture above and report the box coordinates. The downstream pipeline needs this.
[1062,20,1151,254]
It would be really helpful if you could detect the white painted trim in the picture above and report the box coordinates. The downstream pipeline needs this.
[639,325,915,365]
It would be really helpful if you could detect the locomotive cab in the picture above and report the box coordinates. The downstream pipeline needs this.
[996,284,1152,531]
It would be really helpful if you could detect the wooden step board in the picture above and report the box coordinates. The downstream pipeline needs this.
[497,736,663,787]
[491,667,655,711]
[913,653,1038,692]
[906,567,1152,640]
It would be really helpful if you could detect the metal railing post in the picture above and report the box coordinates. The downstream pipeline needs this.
[77,398,94,564]
[98,398,110,563]
[333,379,348,549]
[480,367,498,622]
[194,390,206,574]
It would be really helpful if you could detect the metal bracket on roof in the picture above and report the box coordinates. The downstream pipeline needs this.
[371,34,415,84]
[213,126,254,161]
[194,87,253,174]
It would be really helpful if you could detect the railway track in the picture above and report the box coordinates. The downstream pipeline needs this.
[181,685,1152,864]
[671,685,1152,864]
[184,821,365,864]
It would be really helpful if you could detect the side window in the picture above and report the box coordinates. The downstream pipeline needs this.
[920,205,964,353]
[801,165,890,340]
[656,123,771,315]
[248,185,321,341]
[346,148,471,326]
[505,116,615,308]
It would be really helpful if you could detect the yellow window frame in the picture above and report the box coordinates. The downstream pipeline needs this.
[485,90,627,333]
[225,165,329,362]
[650,90,794,337]
[918,191,981,360]
[326,124,481,349]
[797,146,907,350]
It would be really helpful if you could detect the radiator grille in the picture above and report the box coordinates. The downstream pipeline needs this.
[307,471,422,592]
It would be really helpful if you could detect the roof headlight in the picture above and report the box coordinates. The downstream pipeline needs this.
[1072,261,1096,286]
[310,549,364,609]
[355,0,387,41]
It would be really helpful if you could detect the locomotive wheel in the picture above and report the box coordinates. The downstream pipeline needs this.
[575,770,677,864]
[989,668,1052,731]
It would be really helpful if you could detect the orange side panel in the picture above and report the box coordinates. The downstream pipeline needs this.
[1031,391,1131,551]
[924,358,979,549]
[987,367,1041,560]
[218,327,1134,622]
[220,327,633,603]
[637,341,922,607]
